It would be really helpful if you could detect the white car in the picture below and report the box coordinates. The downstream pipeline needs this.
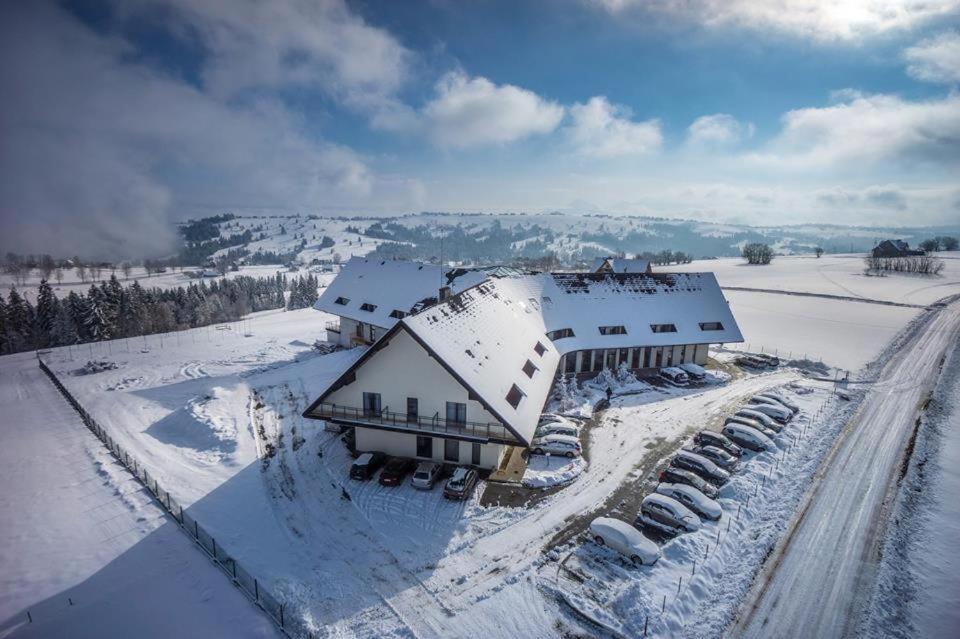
[411,461,441,489]
[535,421,580,439]
[637,493,702,535]
[679,362,707,380]
[530,434,582,458]
[655,482,722,521]
[745,400,792,424]
[660,367,690,386]
[722,423,775,452]
[757,391,799,413]
[735,408,782,432]
[589,517,661,565]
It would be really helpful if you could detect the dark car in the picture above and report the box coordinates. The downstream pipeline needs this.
[658,467,719,500]
[378,457,415,486]
[735,355,768,370]
[691,445,738,470]
[693,431,742,457]
[670,450,730,486]
[443,468,479,500]
[350,452,387,480]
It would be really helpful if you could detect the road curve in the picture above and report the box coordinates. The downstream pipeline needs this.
[731,299,960,638]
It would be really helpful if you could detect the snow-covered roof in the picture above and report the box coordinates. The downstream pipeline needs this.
[591,257,651,273]
[314,256,486,329]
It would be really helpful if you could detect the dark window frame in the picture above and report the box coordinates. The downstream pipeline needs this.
[362,392,381,417]
[505,384,525,409]
[522,360,538,378]
[534,341,547,356]
[334,296,350,306]
[598,325,627,335]
[546,328,575,340]
[389,309,407,319]
[406,397,418,423]
[699,321,724,331]
[360,302,377,312]
[446,401,467,425]
[650,323,678,334]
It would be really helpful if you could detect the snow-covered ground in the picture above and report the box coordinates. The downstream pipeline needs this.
[0,352,278,639]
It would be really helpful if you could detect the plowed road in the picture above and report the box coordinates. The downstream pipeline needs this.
[732,299,960,638]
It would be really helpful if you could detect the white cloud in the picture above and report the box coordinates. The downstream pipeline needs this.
[593,0,960,40]
[687,114,753,146]
[567,96,662,157]
[0,2,397,260]
[904,32,960,84]
[422,71,565,148]
[752,91,960,168]
[815,185,908,209]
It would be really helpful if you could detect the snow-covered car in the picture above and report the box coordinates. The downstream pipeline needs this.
[735,355,768,370]
[722,423,775,452]
[693,430,742,457]
[379,458,415,487]
[443,467,478,500]
[727,414,779,438]
[691,445,737,470]
[658,467,720,499]
[745,400,792,424]
[530,434,582,458]
[679,362,707,380]
[735,409,783,433]
[753,353,780,367]
[655,482,722,521]
[671,450,730,486]
[535,422,579,439]
[411,461,442,489]
[589,517,661,565]
[659,367,690,386]
[756,391,799,414]
[637,493,702,535]
[349,452,387,480]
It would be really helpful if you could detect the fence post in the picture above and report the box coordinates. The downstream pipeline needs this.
[213,537,217,561]
[677,576,682,595]
[255,579,259,602]
[280,603,284,628]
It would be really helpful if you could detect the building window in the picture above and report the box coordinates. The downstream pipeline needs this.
[699,321,724,331]
[416,436,433,458]
[444,438,460,462]
[407,397,418,423]
[362,392,381,417]
[564,354,576,374]
[541,296,553,304]
[605,349,617,370]
[546,328,575,340]
[389,309,407,319]
[598,325,627,335]
[592,349,604,372]
[471,442,482,466]
[618,348,629,366]
[505,384,525,408]
[334,296,350,305]
[360,302,377,312]
[446,402,466,425]
[630,348,642,368]
[650,323,677,333]
[522,360,538,378]
[534,341,547,356]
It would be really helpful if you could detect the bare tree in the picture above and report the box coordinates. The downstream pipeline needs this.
[76,264,87,282]
[39,254,56,280]
[121,262,132,278]
[54,267,64,285]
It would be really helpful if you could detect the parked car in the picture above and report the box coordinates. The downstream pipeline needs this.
[589,517,661,565]
[443,467,478,500]
[753,353,780,367]
[745,400,792,424]
[671,450,730,486]
[735,355,768,370]
[693,431,742,457]
[658,467,720,499]
[751,394,798,416]
[691,445,738,470]
[411,461,442,489]
[637,494,702,535]
[378,457,415,486]
[535,422,580,439]
[727,414,779,438]
[349,452,387,480]
[655,482,722,521]
[530,434,582,458]
[660,367,690,386]
[735,409,783,433]
[756,391,799,414]
[679,362,707,380]
[722,423,775,452]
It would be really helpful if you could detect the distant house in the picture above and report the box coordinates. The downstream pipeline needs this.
[872,240,924,258]
[304,264,743,470]
[591,256,652,274]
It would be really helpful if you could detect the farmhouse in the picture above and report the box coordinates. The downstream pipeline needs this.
[871,239,924,258]
[304,265,743,470]
[591,256,652,274]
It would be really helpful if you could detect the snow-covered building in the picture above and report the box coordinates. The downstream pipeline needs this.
[591,256,652,274]
[305,265,743,470]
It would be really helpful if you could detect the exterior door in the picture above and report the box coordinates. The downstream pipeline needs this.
[416,435,432,458]
[446,402,466,425]
[407,397,418,423]
[362,392,381,417]
[444,438,460,462]
[471,443,482,466]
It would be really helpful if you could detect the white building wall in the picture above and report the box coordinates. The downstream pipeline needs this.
[694,343,709,365]
[354,428,504,468]
[325,328,503,433]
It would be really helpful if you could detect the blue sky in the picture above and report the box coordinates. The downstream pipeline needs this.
[2,1,959,257]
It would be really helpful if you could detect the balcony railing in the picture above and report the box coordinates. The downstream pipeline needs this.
[325,320,341,333]
[309,402,517,444]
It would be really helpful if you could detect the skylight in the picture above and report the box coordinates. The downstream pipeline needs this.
[360,302,377,312]
[598,325,627,335]
[334,297,350,306]
[534,341,547,356]
[650,323,677,333]
[505,384,525,409]
[699,321,724,331]
[522,360,538,378]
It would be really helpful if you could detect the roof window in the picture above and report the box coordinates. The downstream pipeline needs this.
[360,302,377,312]
[546,328,575,340]
[599,325,627,335]
[522,360,538,378]
[534,341,547,356]
[334,296,350,306]
[389,309,407,319]
[505,384,525,409]
[699,321,724,331]
[650,323,677,333]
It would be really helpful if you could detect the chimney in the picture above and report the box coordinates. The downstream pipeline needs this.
[439,286,451,301]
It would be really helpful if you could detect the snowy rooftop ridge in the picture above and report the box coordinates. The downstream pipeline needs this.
[590,256,651,273]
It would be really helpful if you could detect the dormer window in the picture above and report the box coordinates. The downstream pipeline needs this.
[522,360,538,378]
[334,296,350,306]
[650,323,677,333]
[599,325,627,335]
[546,328,575,340]
[360,302,377,312]
[389,309,407,319]
[505,384,525,409]
[699,321,723,331]
[534,341,547,356]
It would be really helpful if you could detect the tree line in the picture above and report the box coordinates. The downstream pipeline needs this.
[0,273,320,356]
[864,254,944,275]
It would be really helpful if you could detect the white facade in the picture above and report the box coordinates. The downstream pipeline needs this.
[355,427,503,468]
[329,316,386,348]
